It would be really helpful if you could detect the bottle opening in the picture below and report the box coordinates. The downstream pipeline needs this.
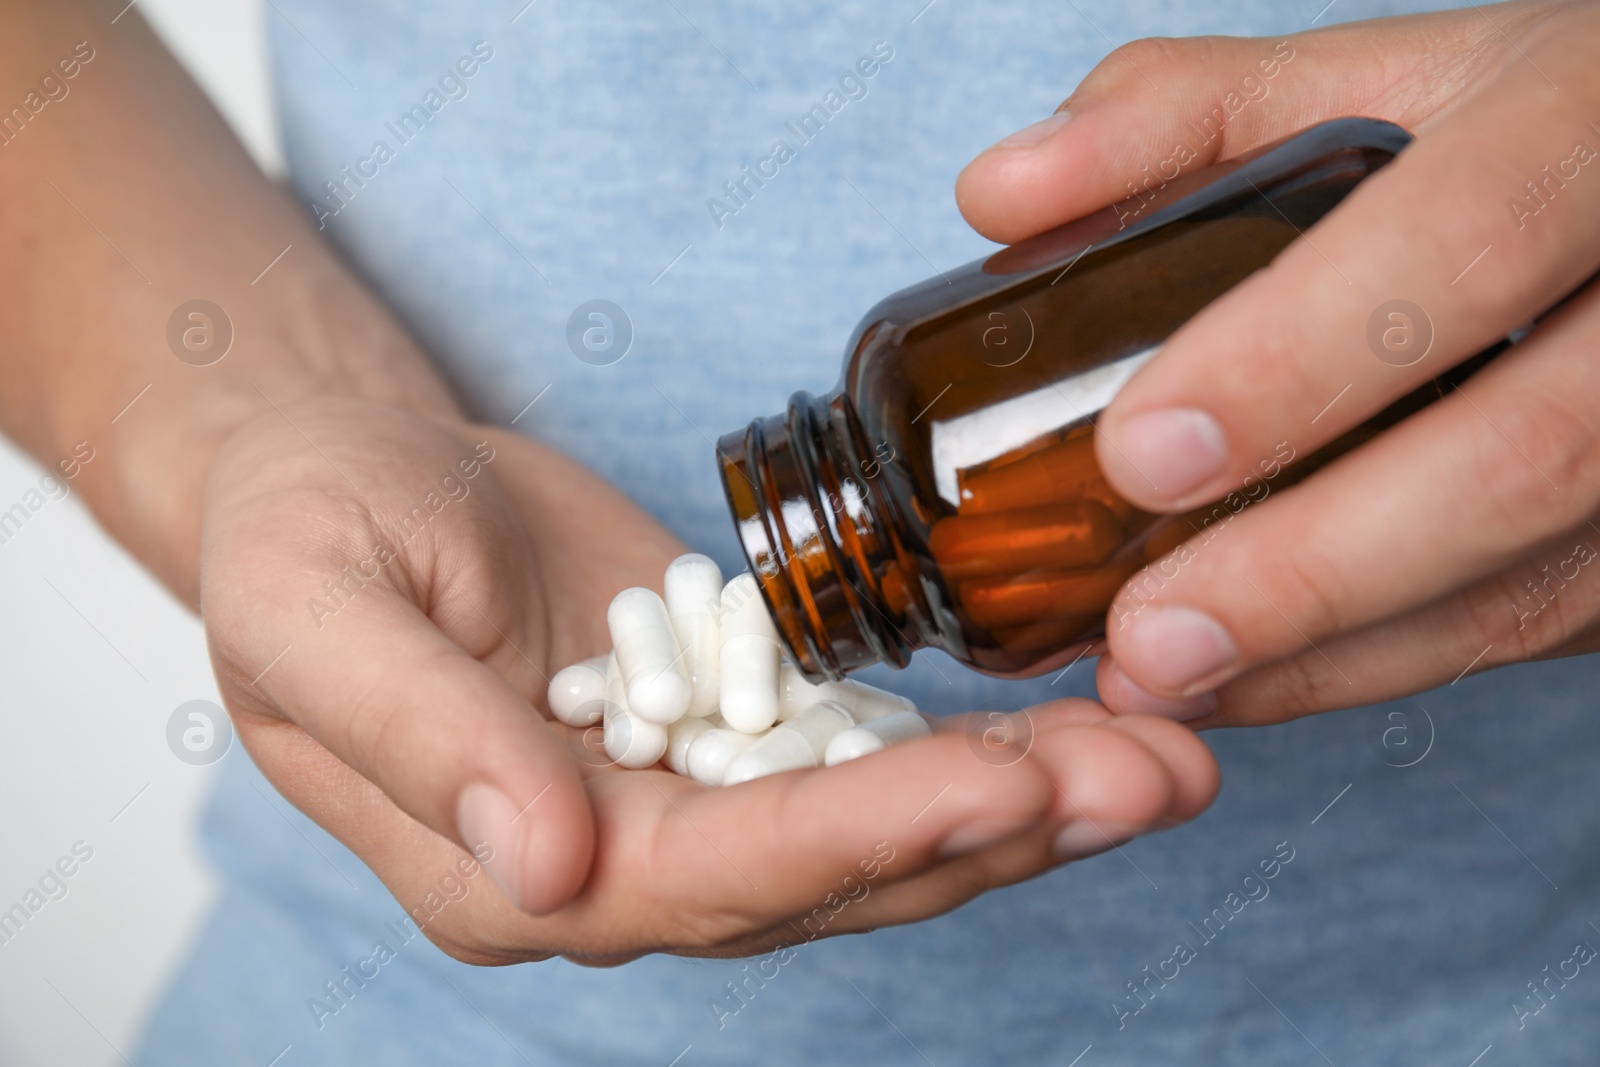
[717,392,914,682]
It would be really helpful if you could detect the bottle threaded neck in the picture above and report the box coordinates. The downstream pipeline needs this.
[717,391,914,681]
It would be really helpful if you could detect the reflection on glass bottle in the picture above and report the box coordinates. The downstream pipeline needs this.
[719,117,1495,682]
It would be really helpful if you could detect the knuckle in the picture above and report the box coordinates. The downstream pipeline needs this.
[1117,35,1205,75]
[1463,570,1548,663]
[1474,552,1592,662]
[427,931,524,966]
[337,673,407,775]
[1416,175,1526,307]
[343,646,469,780]
[207,640,269,705]
[1466,383,1600,539]
[429,929,553,967]
[1253,647,1349,721]
[1078,36,1200,97]
[395,905,555,965]
[651,898,752,951]
[633,809,753,950]
[932,857,1004,904]
[1251,536,1352,649]
[205,635,293,723]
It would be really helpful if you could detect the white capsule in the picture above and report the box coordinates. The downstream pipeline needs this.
[664,554,724,718]
[607,587,692,724]
[719,574,781,733]
[685,728,760,787]
[783,700,857,754]
[605,655,628,707]
[824,711,933,766]
[722,701,854,786]
[664,715,716,777]
[837,680,918,723]
[603,702,669,769]
[546,654,610,726]
[776,664,840,720]
[777,662,918,724]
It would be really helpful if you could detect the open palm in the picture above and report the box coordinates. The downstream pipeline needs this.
[199,397,1218,964]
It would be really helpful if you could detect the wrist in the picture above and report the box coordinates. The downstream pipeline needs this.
[69,271,465,607]
[0,4,467,609]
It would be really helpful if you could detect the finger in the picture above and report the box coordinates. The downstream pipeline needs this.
[213,579,593,916]
[226,711,557,966]
[1016,698,1220,823]
[201,414,607,915]
[1106,276,1600,699]
[554,731,1057,952]
[287,707,1212,962]
[1095,714,1220,824]
[513,713,1169,955]
[1097,652,1218,722]
[1098,462,1600,726]
[1188,517,1600,727]
[682,715,1199,952]
[1093,5,1600,514]
[954,5,1519,243]
[763,713,1218,940]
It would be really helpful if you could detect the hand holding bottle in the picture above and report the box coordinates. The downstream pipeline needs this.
[957,1,1600,724]
[0,5,1220,966]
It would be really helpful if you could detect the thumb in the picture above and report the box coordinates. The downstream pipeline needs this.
[216,590,596,916]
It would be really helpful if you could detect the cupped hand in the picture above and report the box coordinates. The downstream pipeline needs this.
[957,0,1600,727]
[200,398,1218,964]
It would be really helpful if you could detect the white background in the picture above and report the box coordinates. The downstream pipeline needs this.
[0,2,282,1064]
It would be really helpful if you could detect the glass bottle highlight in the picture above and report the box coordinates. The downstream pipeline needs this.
[717,117,1491,682]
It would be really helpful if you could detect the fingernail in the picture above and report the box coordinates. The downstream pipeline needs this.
[937,817,1036,859]
[1053,820,1139,861]
[456,783,524,910]
[1123,606,1239,695]
[993,110,1071,150]
[1100,660,1217,721]
[1108,408,1227,502]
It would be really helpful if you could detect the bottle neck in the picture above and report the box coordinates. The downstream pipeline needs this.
[717,391,916,681]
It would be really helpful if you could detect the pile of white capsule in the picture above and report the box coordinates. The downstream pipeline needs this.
[545,554,931,785]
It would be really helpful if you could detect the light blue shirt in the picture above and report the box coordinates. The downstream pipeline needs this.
[134,2,1600,1063]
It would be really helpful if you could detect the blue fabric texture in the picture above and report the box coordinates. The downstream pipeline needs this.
[132,2,1600,1063]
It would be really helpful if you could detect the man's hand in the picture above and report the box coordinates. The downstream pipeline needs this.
[0,4,1219,965]
[200,399,1220,963]
[956,0,1600,727]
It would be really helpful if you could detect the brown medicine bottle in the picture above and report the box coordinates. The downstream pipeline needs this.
[717,118,1493,682]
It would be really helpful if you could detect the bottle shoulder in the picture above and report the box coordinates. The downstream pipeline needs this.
[841,116,1411,366]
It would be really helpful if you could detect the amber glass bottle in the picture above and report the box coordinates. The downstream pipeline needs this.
[718,117,1492,682]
